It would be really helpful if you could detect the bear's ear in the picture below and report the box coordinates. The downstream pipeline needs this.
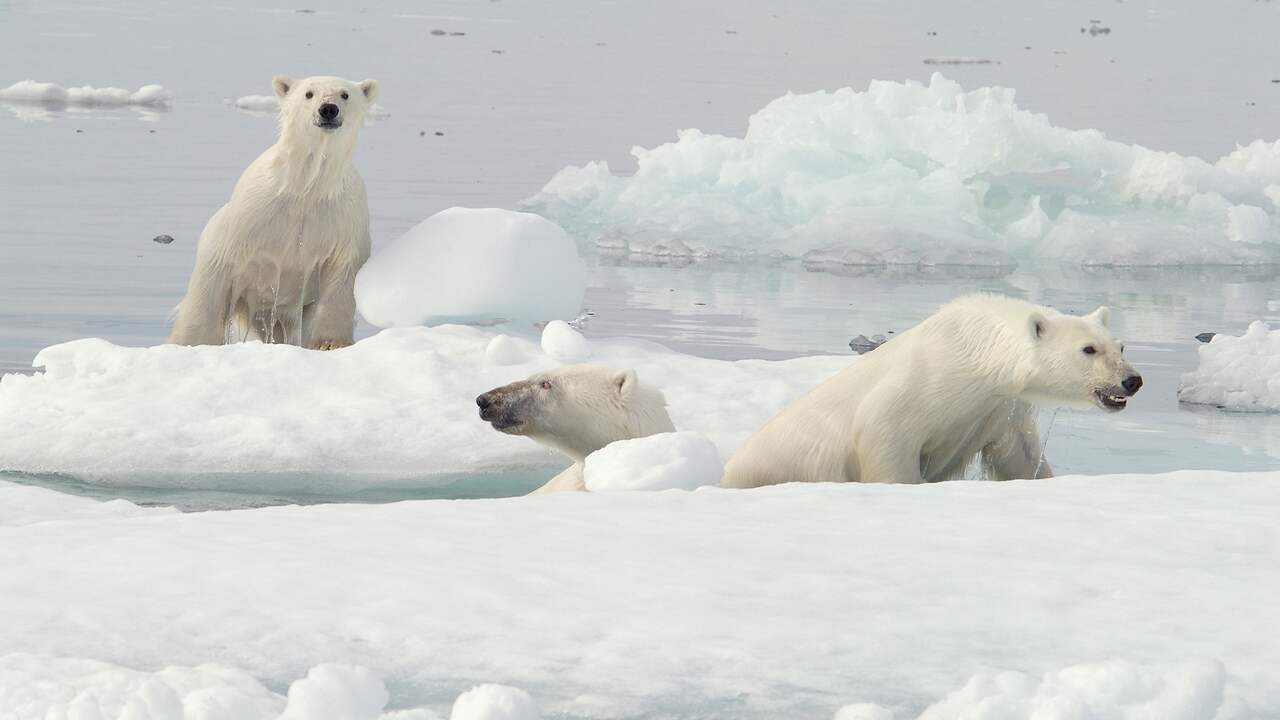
[272,75,294,99]
[614,368,637,398]
[1029,312,1047,341]
[1086,305,1111,328]
[359,79,379,102]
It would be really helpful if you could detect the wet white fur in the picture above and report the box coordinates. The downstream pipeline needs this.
[493,365,675,494]
[167,75,379,348]
[721,294,1138,488]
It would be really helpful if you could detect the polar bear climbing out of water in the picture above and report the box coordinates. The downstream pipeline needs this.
[167,74,379,349]
[721,294,1143,488]
[476,365,676,494]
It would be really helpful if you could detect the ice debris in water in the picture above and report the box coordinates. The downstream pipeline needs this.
[1178,321,1280,411]
[1195,332,1217,343]
[0,80,172,107]
[355,207,587,328]
[151,234,174,245]
[523,73,1280,268]
[584,431,724,492]
[849,334,888,354]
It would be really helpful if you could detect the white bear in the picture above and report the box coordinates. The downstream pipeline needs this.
[721,294,1143,488]
[476,364,676,494]
[167,75,379,349]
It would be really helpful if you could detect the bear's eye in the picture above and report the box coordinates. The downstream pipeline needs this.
[1082,345,1097,355]
[540,381,552,390]
[341,91,349,100]
[305,91,314,99]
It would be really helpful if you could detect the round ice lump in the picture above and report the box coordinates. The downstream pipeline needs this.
[450,684,541,720]
[584,431,724,492]
[355,207,587,328]
[540,320,591,361]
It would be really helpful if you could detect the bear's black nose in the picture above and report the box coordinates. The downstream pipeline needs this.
[476,394,491,410]
[1122,374,1143,394]
[318,103,340,121]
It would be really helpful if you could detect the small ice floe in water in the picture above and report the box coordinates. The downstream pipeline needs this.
[355,207,587,328]
[1083,20,1112,35]
[1179,321,1280,411]
[1196,332,1217,343]
[923,56,995,65]
[0,80,172,107]
[152,234,175,245]
[849,333,888,354]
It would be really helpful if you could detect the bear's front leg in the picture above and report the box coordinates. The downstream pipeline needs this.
[166,265,232,346]
[303,264,358,351]
[982,403,1053,480]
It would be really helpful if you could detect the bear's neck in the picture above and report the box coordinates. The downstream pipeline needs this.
[272,129,359,197]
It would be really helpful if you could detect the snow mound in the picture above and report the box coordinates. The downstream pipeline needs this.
[355,208,587,328]
[0,327,848,480]
[230,93,391,120]
[1178,321,1280,411]
[915,659,1226,720]
[539,320,591,361]
[584,431,723,492]
[523,73,1280,267]
[450,685,540,720]
[280,664,390,720]
[0,80,172,107]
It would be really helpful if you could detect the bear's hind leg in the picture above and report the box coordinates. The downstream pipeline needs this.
[167,266,232,346]
[982,404,1053,480]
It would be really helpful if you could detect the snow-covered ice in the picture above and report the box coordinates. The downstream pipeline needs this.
[583,431,723,492]
[0,326,845,481]
[0,80,171,107]
[523,74,1280,268]
[355,208,587,328]
[1,471,1276,718]
[1178,321,1280,412]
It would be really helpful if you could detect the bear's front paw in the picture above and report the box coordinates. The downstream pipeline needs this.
[309,338,352,351]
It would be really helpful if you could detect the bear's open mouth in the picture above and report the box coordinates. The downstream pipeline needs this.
[314,119,343,130]
[1093,388,1129,411]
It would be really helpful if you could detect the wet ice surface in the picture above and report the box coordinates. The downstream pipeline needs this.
[2,0,1280,512]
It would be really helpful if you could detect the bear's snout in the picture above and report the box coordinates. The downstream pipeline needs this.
[318,103,340,121]
[476,393,493,410]
[1122,374,1143,395]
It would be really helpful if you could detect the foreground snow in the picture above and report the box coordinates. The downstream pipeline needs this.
[0,80,171,107]
[1,472,1276,718]
[523,74,1280,267]
[0,326,845,482]
[1178,321,1280,412]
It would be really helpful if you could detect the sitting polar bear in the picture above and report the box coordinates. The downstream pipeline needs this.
[476,365,676,494]
[721,294,1143,488]
[167,75,379,349]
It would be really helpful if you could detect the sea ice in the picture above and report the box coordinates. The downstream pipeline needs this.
[1177,321,1280,411]
[523,74,1280,267]
[0,80,172,107]
[0,327,848,481]
[355,208,587,328]
[230,93,391,119]
[583,431,723,492]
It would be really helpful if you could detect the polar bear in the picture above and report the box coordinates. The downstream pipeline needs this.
[476,365,676,494]
[721,294,1143,488]
[166,75,379,349]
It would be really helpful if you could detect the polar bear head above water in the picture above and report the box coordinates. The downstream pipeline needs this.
[272,74,378,137]
[476,364,676,464]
